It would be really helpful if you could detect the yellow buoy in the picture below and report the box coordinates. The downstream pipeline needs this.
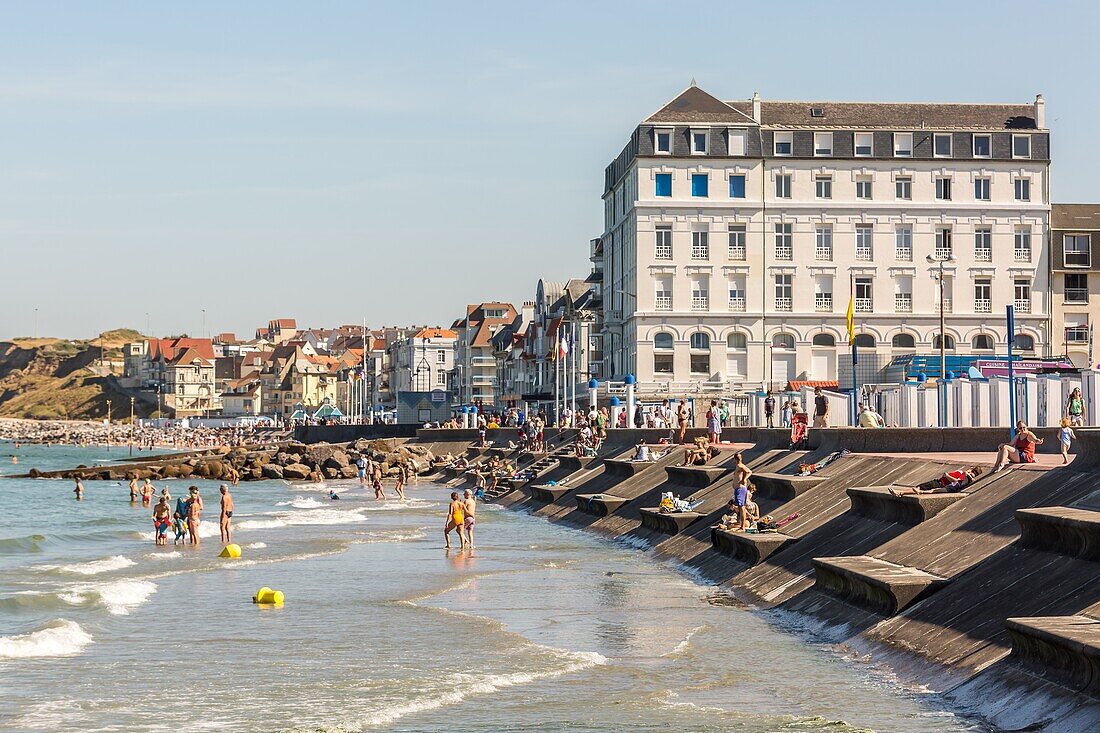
[219,544,242,559]
[253,587,284,605]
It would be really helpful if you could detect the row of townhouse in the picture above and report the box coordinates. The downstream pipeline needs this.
[594,84,1100,392]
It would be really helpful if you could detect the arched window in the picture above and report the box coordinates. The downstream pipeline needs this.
[933,334,956,350]
[972,334,994,350]
[653,332,674,350]
[853,334,876,348]
[812,333,835,347]
[1014,333,1035,350]
[891,333,915,348]
[689,332,710,350]
[772,333,795,349]
[726,333,747,350]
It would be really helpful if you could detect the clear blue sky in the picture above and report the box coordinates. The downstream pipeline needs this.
[2,1,1098,340]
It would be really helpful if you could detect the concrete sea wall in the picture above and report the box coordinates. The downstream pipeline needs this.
[417,425,1100,732]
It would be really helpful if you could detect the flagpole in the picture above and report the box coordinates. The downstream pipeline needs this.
[849,272,857,426]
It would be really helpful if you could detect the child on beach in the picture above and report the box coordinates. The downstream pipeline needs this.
[1060,417,1076,464]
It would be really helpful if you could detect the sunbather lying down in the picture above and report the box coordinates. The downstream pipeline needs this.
[658,491,701,513]
[888,466,983,496]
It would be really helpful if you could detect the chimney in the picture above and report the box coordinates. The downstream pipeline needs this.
[752,91,761,123]
[1034,94,1045,129]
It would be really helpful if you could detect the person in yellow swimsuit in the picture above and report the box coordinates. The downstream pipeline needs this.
[444,491,468,549]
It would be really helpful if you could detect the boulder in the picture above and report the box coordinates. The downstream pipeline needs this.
[28,467,40,478]
[282,463,311,480]
[161,464,182,479]
[177,464,195,478]
[323,452,349,470]
[339,465,358,479]
[262,463,285,480]
[323,467,340,479]
[404,444,431,456]
[275,452,291,466]
[249,468,264,480]
[307,444,336,466]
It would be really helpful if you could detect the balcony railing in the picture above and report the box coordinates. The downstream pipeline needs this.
[1067,328,1090,344]
[655,244,672,260]
[691,296,709,311]
[816,247,832,261]
[1015,247,1032,262]
[934,246,953,259]
[775,244,792,260]
[855,247,874,262]
[775,297,792,312]
[975,247,992,262]
[854,297,873,313]
[1014,298,1031,313]
[935,298,953,313]
[895,246,912,261]
[974,298,992,313]
[655,296,672,311]
[728,296,746,312]
[691,246,709,260]
[815,296,832,312]
[1065,288,1089,303]
[728,245,746,260]
[895,294,912,312]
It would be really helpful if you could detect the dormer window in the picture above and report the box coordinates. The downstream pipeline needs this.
[814,132,833,156]
[727,129,746,156]
[1013,134,1031,159]
[973,134,992,158]
[893,133,913,157]
[691,129,708,154]
[934,133,952,157]
[774,131,793,156]
[654,128,672,154]
[854,132,873,157]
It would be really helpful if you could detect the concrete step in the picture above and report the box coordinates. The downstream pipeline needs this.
[1016,507,1100,561]
[603,458,652,477]
[1006,615,1100,695]
[710,527,794,565]
[664,465,728,488]
[558,456,597,471]
[751,473,825,502]
[575,493,628,517]
[529,484,572,503]
[847,486,967,525]
[639,508,705,535]
[812,556,949,616]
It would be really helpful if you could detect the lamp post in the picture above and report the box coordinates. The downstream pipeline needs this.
[129,397,135,456]
[106,399,112,451]
[927,253,955,426]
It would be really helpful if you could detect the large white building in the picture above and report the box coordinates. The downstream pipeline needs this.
[599,84,1050,391]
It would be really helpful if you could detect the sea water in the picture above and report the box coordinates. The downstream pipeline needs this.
[0,443,986,732]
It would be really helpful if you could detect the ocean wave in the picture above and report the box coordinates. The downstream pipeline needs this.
[276,496,325,509]
[65,579,157,616]
[664,624,708,657]
[51,555,136,576]
[0,619,93,658]
[245,542,267,549]
[138,519,220,541]
[147,551,182,559]
[0,533,47,554]
[235,518,288,531]
[359,498,436,511]
[363,528,427,543]
[282,508,368,526]
[357,649,606,727]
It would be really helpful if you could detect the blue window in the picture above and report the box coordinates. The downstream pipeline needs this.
[729,175,746,198]
[691,174,709,197]
[655,173,672,197]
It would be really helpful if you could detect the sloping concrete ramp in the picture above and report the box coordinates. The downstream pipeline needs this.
[575,493,628,517]
[665,465,727,488]
[812,556,949,615]
[751,473,824,502]
[639,508,705,535]
[711,528,793,565]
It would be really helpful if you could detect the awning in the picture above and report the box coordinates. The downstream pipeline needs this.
[787,380,840,392]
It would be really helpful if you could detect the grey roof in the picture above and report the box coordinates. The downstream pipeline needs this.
[645,85,756,124]
[733,100,1038,130]
[1053,204,1100,230]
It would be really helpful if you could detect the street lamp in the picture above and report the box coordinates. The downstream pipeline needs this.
[106,399,112,451]
[129,397,135,456]
[926,253,955,384]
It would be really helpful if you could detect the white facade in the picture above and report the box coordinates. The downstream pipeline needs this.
[389,330,455,395]
[601,87,1051,391]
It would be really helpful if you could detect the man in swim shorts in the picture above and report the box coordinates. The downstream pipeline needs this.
[444,491,466,549]
[219,484,234,544]
[463,488,477,549]
[129,477,138,502]
[355,454,367,486]
[152,496,171,545]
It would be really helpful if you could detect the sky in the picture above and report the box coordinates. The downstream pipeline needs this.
[2,0,1099,340]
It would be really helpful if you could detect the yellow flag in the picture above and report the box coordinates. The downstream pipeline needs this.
[846,295,855,345]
